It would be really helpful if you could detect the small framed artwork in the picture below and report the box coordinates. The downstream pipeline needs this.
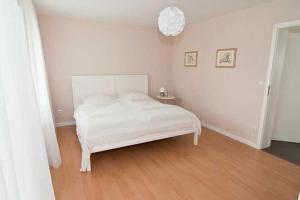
[216,48,237,68]
[184,51,198,67]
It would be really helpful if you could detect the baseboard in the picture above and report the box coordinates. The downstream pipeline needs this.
[55,121,76,127]
[201,121,258,149]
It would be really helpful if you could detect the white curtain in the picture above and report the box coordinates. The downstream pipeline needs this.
[0,0,60,199]
[21,0,61,168]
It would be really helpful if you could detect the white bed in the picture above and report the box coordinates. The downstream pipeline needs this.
[72,75,201,172]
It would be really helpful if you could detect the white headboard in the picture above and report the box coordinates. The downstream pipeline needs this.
[72,75,148,108]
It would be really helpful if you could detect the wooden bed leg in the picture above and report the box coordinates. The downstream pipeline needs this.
[194,132,199,145]
[80,148,91,172]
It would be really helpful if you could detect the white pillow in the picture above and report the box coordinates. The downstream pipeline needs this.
[82,94,116,106]
[118,93,152,101]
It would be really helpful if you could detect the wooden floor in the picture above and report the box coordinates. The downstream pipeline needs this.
[51,126,300,200]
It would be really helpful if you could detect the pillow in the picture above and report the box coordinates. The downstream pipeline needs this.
[118,93,152,101]
[82,94,116,106]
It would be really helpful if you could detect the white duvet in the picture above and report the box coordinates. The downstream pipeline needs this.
[74,97,201,152]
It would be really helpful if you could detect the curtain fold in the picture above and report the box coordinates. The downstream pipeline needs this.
[0,0,60,199]
[0,85,20,200]
[21,0,61,168]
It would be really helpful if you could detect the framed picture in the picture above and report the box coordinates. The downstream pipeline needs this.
[184,51,198,67]
[216,48,237,68]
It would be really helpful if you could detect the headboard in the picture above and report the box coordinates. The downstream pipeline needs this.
[72,75,148,108]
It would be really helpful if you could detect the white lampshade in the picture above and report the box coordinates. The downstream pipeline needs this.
[158,6,185,37]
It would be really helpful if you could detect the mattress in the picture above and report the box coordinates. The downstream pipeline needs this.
[74,97,201,152]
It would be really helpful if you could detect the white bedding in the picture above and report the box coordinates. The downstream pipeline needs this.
[74,96,201,153]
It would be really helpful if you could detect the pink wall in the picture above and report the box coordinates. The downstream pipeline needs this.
[171,0,300,145]
[39,16,172,123]
[39,0,300,146]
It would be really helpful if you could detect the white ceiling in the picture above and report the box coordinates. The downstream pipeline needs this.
[33,0,270,26]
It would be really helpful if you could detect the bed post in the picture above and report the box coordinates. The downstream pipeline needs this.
[193,128,200,145]
[80,146,91,172]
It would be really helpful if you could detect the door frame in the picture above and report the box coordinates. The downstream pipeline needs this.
[257,20,300,149]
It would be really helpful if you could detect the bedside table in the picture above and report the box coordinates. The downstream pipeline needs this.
[156,95,176,104]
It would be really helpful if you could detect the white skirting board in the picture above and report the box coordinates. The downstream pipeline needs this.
[55,121,75,127]
[201,122,258,149]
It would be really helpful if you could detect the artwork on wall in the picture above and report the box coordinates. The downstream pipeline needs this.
[216,48,237,68]
[184,51,198,67]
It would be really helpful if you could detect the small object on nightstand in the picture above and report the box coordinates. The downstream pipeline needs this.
[156,95,175,104]
[159,87,168,97]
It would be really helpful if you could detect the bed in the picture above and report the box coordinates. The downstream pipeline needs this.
[72,75,201,172]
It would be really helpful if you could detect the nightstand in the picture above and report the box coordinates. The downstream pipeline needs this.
[156,95,176,104]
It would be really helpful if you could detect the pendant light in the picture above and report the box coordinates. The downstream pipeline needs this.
[158,1,185,36]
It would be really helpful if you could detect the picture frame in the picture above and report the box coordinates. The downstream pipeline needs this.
[184,51,198,67]
[216,48,237,68]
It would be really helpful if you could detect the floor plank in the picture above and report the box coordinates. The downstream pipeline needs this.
[51,126,300,200]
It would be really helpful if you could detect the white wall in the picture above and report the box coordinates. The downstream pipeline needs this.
[272,31,300,143]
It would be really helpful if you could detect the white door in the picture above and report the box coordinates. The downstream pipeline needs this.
[271,30,300,143]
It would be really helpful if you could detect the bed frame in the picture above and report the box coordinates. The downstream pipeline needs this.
[72,75,200,172]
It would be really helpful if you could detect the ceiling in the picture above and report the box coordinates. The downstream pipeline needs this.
[33,0,270,26]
